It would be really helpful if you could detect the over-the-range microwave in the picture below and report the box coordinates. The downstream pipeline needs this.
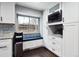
[48,10,62,23]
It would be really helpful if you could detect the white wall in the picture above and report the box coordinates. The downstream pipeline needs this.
[42,2,59,47]
[15,5,43,36]
[42,9,48,46]
[15,5,42,17]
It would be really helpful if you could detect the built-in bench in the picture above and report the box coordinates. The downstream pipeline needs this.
[23,33,43,41]
[23,33,43,50]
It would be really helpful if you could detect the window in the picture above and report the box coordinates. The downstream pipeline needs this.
[18,16,29,24]
[17,15,40,34]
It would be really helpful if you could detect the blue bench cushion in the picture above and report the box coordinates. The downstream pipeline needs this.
[23,33,43,41]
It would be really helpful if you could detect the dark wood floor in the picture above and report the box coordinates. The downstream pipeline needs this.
[23,47,58,57]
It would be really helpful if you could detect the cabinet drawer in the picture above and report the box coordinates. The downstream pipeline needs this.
[52,47,61,56]
[0,46,11,57]
[0,39,12,57]
[0,39,12,48]
[48,36,62,45]
[0,40,9,46]
[51,41,61,56]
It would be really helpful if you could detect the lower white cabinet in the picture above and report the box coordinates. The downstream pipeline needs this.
[23,39,43,50]
[47,36,62,56]
[0,39,12,57]
[44,23,79,57]
[51,39,62,56]
[63,23,79,57]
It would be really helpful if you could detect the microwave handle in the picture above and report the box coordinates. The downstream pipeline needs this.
[62,17,64,22]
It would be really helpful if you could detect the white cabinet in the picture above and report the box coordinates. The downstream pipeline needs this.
[63,23,79,57]
[43,2,79,57]
[23,39,43,50]
[43,7,62,56]
[0,39,12,57]
[62,2,79,23]
[62,2,79,57]
[0,3,1,23]
[48,36,62,56]
[0,2,15,24]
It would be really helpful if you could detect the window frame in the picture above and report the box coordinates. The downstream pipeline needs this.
[17,14,40,34]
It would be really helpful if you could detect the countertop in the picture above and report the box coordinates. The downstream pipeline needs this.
[0,33,43,41]
[0,34,13,40]
[0,37,12,40]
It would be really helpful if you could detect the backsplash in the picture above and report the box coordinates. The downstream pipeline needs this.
[0,24,15,38]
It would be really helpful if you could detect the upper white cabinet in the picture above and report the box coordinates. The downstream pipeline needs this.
[0,3,1,23]
[62,2,79,23]
[49,3,62,15]
[0,2,15,24]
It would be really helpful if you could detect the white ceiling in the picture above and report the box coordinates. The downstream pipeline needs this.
[16,2,58,11]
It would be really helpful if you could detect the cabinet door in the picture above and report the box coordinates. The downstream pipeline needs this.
[0,3,1,22]
[62,2,79,23]
[63,23,79,57]
[0,2,15,24]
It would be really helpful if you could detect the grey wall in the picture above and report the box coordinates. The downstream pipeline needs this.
[15,5,43,36]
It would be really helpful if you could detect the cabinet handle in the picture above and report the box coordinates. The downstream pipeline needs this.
[52,42,56,45]
[52,37,55,39]
[1,17,2,21]
[52,48,55,51]
[0,46,7,49]
[63,25,64,30]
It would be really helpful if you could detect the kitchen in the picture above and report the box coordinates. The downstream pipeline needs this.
[0,2,79,57]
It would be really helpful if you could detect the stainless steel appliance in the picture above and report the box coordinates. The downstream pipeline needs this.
[12,32,23,57]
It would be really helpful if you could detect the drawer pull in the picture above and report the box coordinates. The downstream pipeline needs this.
[52,42,56,45]
[0,46,7,48]
[52,48,55,51]
[52,37,55,39]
